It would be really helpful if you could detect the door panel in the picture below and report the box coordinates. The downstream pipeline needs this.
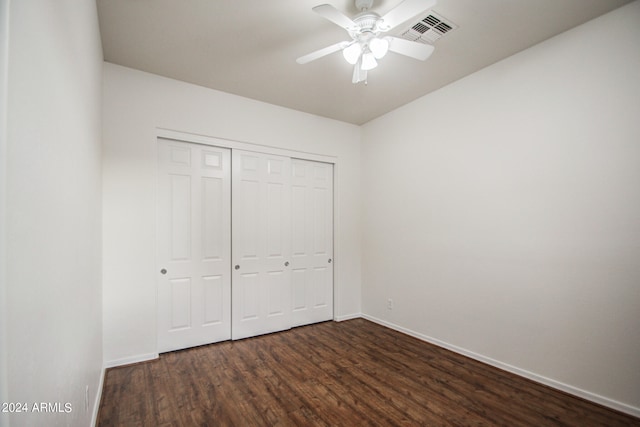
[232,150,291,340]
[202,177,224,259]
[202,275,223,325]
[170,174,191,260]
[170,278,191,329]
[290,159,334,327]
[157,139,231,352]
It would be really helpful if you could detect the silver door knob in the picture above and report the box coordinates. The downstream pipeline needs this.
[328,258,332,263]
[160,269,167,275]
[284,261,290,267]
[234,265,240,270]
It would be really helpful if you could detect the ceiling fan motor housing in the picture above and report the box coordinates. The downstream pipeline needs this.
[349,12,382,40]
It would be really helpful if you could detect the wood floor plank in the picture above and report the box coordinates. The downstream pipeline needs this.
[98,319,640,426]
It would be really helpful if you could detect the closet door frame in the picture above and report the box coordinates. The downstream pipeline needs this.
[155,130,339,345]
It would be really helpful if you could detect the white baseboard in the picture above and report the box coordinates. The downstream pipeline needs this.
[361,314,640,419]
[91,366,105,427]
[104,352,159,369]
[334,312,362,322]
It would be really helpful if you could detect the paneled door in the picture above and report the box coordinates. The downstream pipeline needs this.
[291,159,334,327]
[157,139,231,352]
[232,150,291,340]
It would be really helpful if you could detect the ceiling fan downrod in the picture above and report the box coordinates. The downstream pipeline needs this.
[355,0,374,12]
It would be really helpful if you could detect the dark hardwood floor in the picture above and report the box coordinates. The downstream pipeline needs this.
[98,319,640,426]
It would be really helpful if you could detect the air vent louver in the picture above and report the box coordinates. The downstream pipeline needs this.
[399,12,457,44]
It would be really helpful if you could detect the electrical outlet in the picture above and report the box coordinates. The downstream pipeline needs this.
[85,385,89,412]
[387,298,393,310]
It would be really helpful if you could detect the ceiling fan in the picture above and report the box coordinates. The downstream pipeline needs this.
[296,0,437,84]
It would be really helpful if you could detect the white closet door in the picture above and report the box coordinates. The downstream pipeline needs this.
[232,150,291,340]
[291,159,334,327]
[157,139,231,352]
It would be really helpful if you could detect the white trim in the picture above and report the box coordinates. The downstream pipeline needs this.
[91,366,106,427]
[104,353,159,369]
[362,314,640,419]
[332,162,341,321]
[155,130,348,347]
[335,313,361,322]
[153,139,160,358]
[157,128,337,164]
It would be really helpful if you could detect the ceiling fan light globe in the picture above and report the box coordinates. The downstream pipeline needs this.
[361,52,378,70]
[343,43,362,65]
[369,37,389,59]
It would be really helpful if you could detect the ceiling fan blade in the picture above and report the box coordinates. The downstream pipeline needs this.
[296,41,349,64]
[313,4,357,30]
[387,37,434,60]
[380,0,437,31]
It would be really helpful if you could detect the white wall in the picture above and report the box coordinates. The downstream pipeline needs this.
[361,0,640,416]
[0,0,10,415]
[3,0,103,426]
[102,63,362,365]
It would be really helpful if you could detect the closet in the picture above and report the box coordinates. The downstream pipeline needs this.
[156,138,333,353]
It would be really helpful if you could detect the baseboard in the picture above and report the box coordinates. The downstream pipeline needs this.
[104,352,159,369]
[334,312,361,322]
[361,314,640,419]
[91,366,105,427]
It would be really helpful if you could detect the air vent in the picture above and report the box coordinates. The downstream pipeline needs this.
[398,12,457,44]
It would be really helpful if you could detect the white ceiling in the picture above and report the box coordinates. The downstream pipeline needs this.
[97,0,631,125]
